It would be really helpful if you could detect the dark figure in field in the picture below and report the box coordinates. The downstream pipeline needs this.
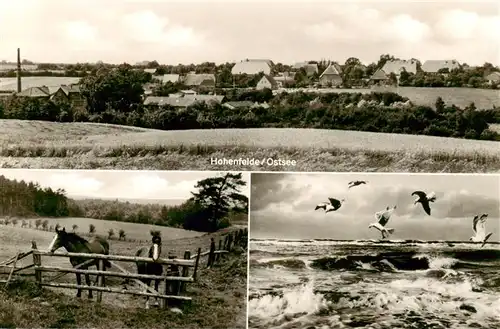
[48,227,111,299]
[135,232,163,309]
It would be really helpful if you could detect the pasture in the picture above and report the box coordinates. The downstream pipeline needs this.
[0,221,248,328]
[0,77,81,91]
[280,86,500,110]
[0,120,499,172]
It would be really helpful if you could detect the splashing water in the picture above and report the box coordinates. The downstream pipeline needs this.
[249,239,500,329]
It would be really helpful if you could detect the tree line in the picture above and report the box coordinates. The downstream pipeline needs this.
[0,173,248,233]
[1,54,497,89]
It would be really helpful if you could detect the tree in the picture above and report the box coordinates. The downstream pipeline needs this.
[42,220,49,231]
[118,229,126,240]
[435,97,445,112]
[72,224,78,232]
[35,219,42,229]
[189,172,248,231]
[79,64,148,114]
[89,224,96,234]
[108,229,115,239]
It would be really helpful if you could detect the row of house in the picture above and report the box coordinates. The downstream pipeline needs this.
[370,59,500,85]
[143,90,269,110]
[9,84,86,107]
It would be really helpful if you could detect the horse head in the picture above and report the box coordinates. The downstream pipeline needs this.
[48,226,67,252]
[151,234,162,261]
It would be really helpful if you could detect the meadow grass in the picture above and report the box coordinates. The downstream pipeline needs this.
[0,249,247,329]
[1,120,499,172]
[0,223,247,329]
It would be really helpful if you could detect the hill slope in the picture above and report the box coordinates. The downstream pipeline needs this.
[0,120,499,172]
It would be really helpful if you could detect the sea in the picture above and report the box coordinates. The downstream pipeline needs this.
[248,239,500,329]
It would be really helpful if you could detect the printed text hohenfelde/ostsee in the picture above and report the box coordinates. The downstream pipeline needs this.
[210,157,297,166]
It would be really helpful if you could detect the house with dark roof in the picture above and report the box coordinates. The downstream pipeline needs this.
[256,75,278,90]
[319,64,342,87]
[16,84,85,107]
[231,59,272,75]
[183,73,216,88]
[293,62,319,76]
[16,86,51,98]
[370,69,389,85]
[144,94,224,109]
[421,60,460,73]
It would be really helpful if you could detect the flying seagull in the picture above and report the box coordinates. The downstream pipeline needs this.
[348,181,367,189]
[315,198,345,213]
[368,205,397,239]
[412,191,436,216]
[470,214,493,248]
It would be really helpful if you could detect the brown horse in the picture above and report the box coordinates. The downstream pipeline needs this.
[48,227,111,299]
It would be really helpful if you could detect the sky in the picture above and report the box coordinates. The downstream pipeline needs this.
[0,0,498,65]
[250,173,500,241]
[0,170,250,202]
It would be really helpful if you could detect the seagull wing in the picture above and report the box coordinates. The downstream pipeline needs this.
[422,201,431,215]
[315,204,327,210]
[476,216,487,237]
[480,214,489,220]
[472,215,479,233]
[376,208,392,226]
[412,191,426,199]
[328,198,341,209]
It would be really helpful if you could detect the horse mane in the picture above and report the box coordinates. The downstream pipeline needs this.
[65,232,89,245]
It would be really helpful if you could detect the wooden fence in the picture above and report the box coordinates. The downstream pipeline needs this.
[0,227,248,307]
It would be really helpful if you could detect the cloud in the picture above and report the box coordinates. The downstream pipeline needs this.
[121,10,203,46]
[46,173,104,196]
[0,2,497,65]
[63,21,98,44]
[0,170,249,201]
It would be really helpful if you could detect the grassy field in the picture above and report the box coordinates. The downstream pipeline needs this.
[0,221,248,329]
[281,86,500,110]
[0,77,81,91]
[0,120,499,172]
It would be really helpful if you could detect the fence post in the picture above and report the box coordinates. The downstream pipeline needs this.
[237,230,242,245]
[96,259,104,303]
[163,255,176,309]
[207,238,215,268]
[227,233,233,251]
[216,240,222,262]
[179,251,191,293]
[32,241,42,288]
[193,248,201,280]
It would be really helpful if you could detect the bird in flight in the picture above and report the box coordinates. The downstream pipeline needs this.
[368,205,397,239]
[470,214,493,248]
[348,180,367,189]
[315,198,345,213]
[412,191,436,215]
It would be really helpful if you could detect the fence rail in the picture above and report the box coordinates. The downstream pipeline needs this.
[0,227,248,308]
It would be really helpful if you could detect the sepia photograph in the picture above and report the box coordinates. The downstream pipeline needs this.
[0,0,499,172]
[0,169,248,329]
[248,172,500,329]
